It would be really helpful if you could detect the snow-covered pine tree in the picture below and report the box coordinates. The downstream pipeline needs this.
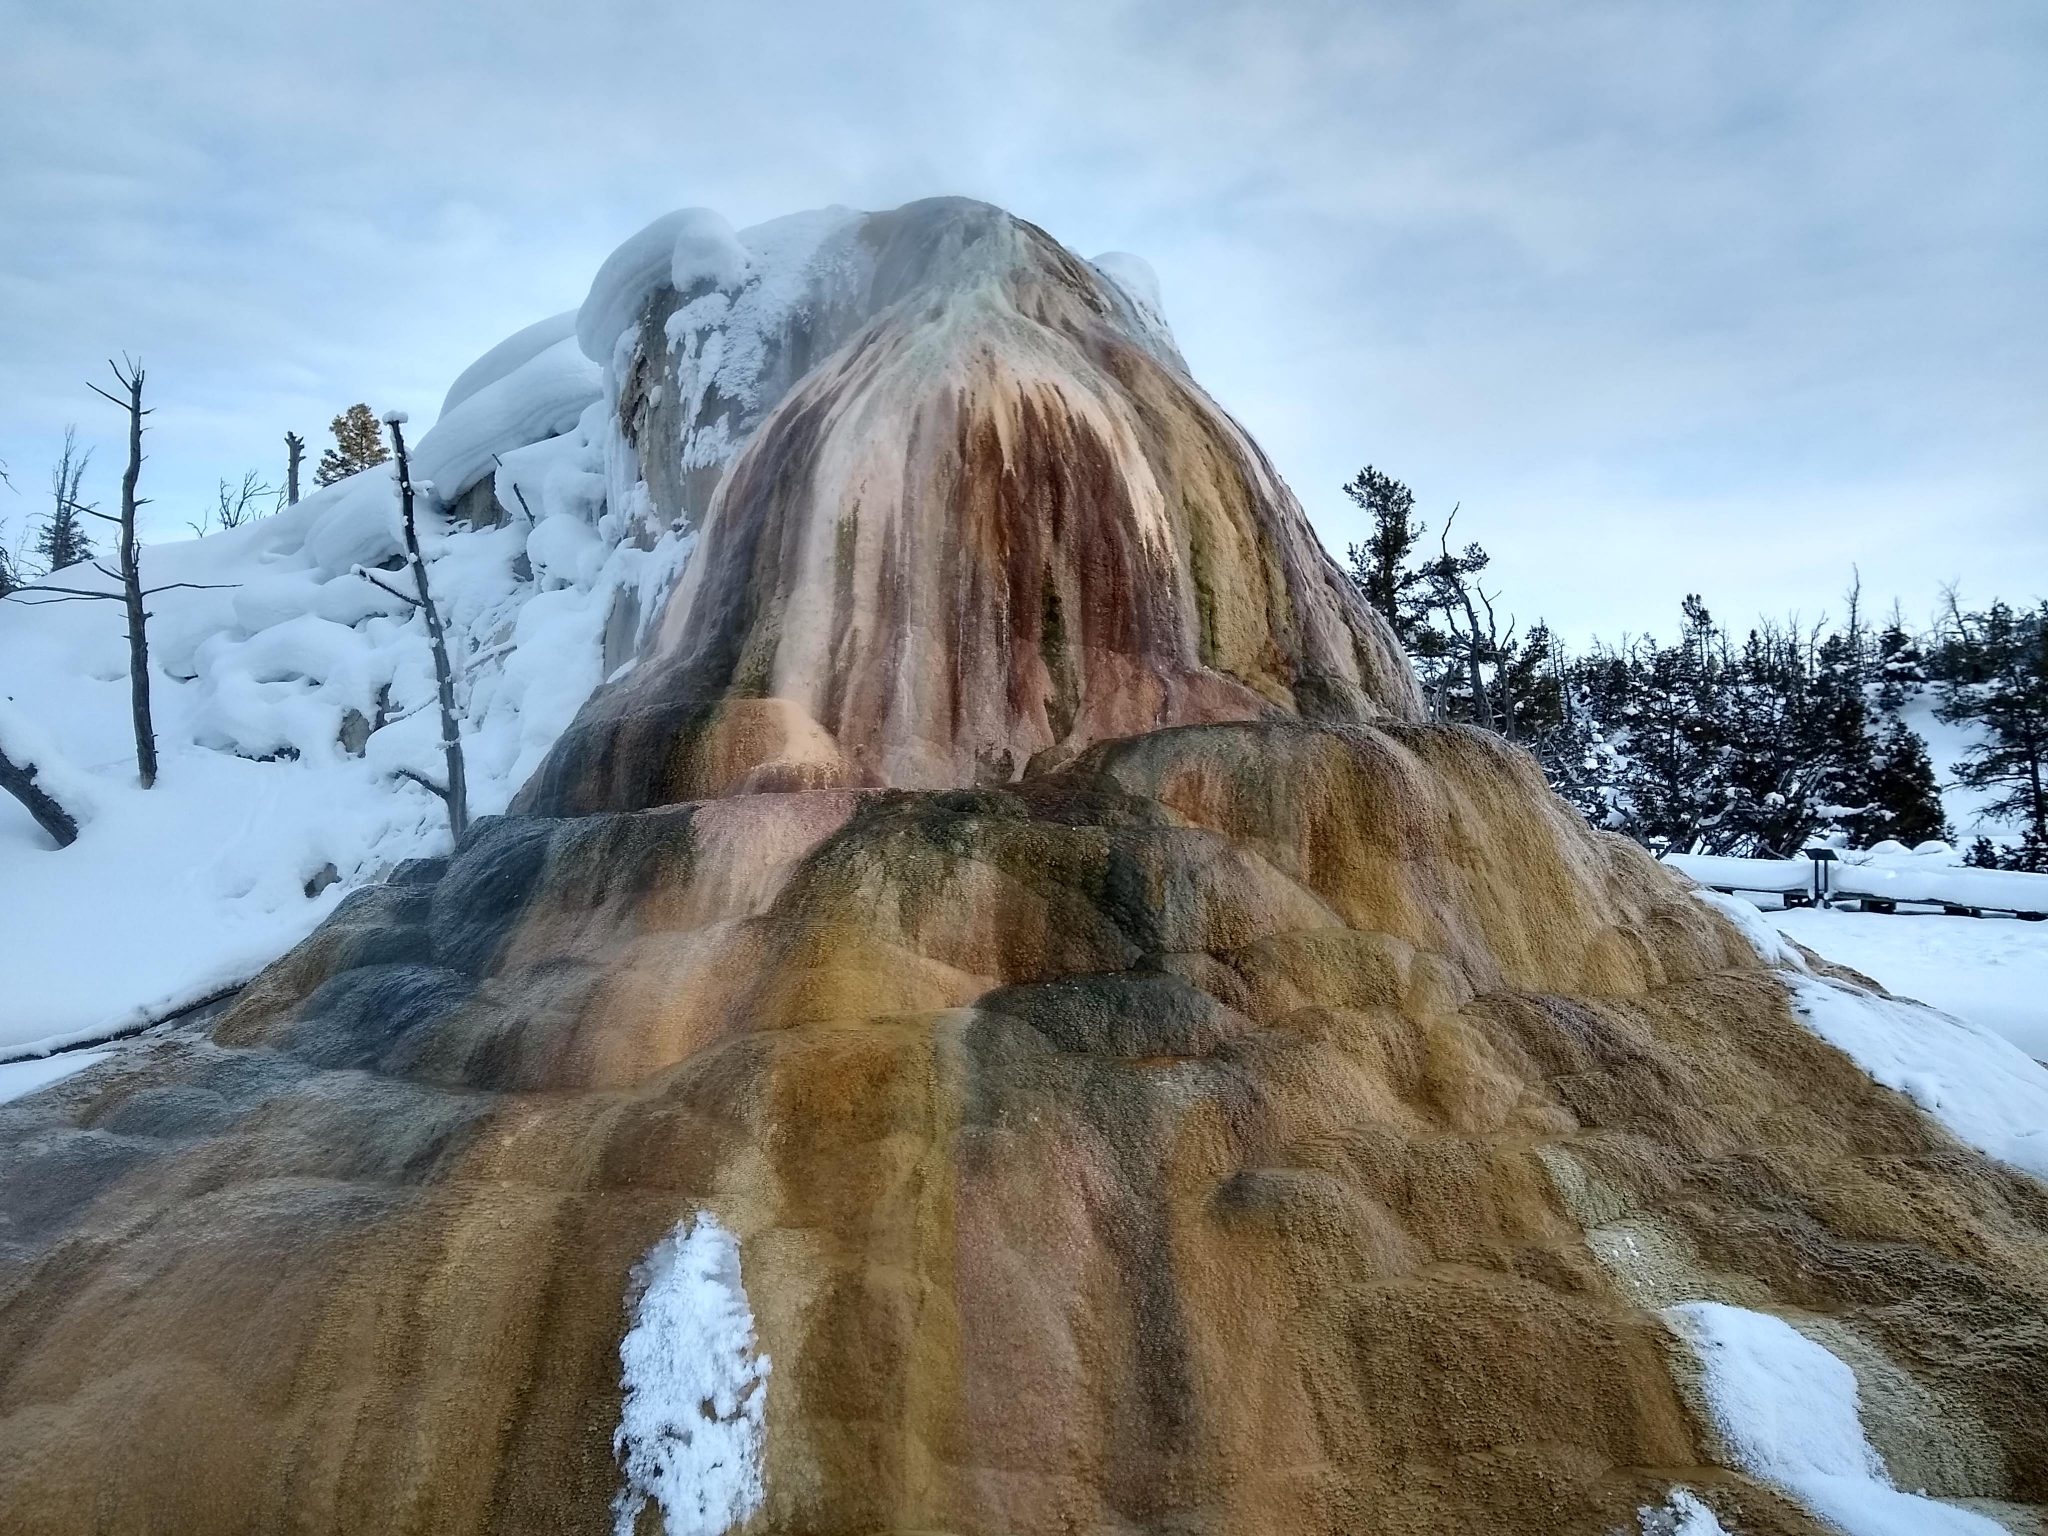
[315,403,392,487]
[1874,614,1928,712]
[1938,600,2048,869]
[1859,715,1948,847]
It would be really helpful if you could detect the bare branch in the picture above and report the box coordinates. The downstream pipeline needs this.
[392,766,451,801]
[139,580,239,596]
[354,568,420,607]
[4,583,120,602]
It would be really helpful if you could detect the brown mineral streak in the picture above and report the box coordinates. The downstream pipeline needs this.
[1,198,2043,1536]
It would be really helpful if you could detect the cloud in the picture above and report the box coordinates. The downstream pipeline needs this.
[0,0,2040,637]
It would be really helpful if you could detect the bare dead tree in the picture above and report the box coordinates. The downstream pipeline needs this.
[284,431,305,506]
[1424,506,1495,732]
[0,736,79,847]
[97,359,157,784]
[185,472,271,537]
[363,413,469,839]
[1475,585,1518,740]
[6,359,230,787]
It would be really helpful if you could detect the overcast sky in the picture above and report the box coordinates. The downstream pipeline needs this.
[2,1,2041,642]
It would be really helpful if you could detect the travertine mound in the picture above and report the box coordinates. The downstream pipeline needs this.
[517,198,1419,814]
[1,199,2043,1536]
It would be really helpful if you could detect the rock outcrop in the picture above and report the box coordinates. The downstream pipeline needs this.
[1,199,2044,1536]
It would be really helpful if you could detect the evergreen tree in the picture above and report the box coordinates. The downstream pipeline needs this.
[36,427,94,573]
[1342,466,1429,646]
[1874,617,1927,712]
[1937,600,2048,863]
[315,403,391,486]
[1857,716,1948,847]
[1496,622,1566,743]
[1341,467,1499,723]
[1964,835,2005,869]
[0,545,19,599]
[1616,645,1717,851]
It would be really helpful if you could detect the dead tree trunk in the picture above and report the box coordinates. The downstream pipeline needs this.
[86,358,157,788]
[0,741,79,847]
[285,432,304,505]
[387,416,469,840]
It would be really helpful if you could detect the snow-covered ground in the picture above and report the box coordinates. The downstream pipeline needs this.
[1772,906,2048,1063]
[0,431,687,1056]
[1670,839,2048,1062]
[1896,690,2006,845]
[0,221,722,1059]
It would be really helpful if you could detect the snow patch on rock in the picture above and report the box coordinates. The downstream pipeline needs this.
[1633,1487,1732,1535]
[1665,1301,2007,1535]
[613,1213,771,1536]
[1089,249,1177,360]
[0,1049,111,1104]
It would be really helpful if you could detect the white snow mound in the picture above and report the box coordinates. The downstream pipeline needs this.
[578,207,746,363]
[440,311,578,420]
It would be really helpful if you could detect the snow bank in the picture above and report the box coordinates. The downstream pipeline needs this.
[411,336,601,502]
[0,1049,111,1105]
[1787,975,2048,1180]
[613,1213,771,1536]
[1690,887,1807,969]
[1665,1301,2007,1535]
[0,352,687,1056]
[0,695,99,826]
[578,208,746,363]
[1771,906,2048,1061]
[440,311,577,420]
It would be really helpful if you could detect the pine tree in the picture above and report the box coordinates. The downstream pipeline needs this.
[36,427,95,573]
[1938,600,2048,858]
[1874,618,1926,712]
[1858,717,1948,847]
[0,545,19,599]
[1615,638,1723,853]
[315,404,391,487]
[1342,466,1429,646]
